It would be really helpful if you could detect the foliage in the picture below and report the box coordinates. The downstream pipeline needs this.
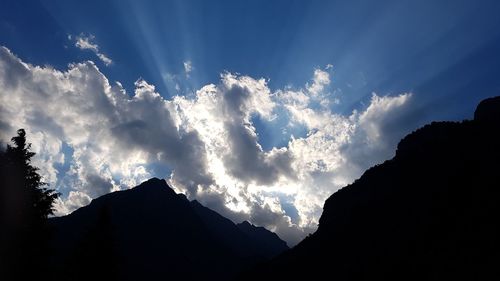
[1,129,58,221]
[0,129,59,280]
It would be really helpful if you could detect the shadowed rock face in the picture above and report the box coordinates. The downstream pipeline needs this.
[48,178,288,281]
[240,97,500,281]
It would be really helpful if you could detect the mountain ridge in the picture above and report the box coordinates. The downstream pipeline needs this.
[49,177,288,281]
[239,97,500,280]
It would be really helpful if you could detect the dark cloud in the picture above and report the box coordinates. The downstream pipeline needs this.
[218,79,293,185]
[27,110,65,138]
[223,121,294,185]
[84,173,113,197]
[111,107,213,194]
[223,122,275,184]
[222,83,251,116]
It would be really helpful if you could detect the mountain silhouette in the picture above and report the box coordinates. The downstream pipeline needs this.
[239,97,500,280]
[190,200,288,259]
[48,178,288,281]
[236,221,288,258]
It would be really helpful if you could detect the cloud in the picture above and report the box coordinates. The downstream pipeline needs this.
[0,47,417,246]
[306,68,331,97]
[0,46,210,215]
[53,190,92,216]
[183,60,193,76]
[72,34,112,66]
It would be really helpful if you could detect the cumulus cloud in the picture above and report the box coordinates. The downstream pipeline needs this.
[307,68,331,97]
[0,46,416,246]
[0,46,209,215]
[72,34,112,66]
[53,191,92,216]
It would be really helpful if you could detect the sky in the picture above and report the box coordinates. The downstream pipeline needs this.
[1,0,500,245]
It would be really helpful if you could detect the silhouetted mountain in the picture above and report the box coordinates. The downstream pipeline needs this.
[240,97,500,280]
[190,200,288,260]
[474,96,500,122]
[236,221,288,258]
[48,178,287,281]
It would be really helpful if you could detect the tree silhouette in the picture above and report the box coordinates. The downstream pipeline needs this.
[0,129,59,280]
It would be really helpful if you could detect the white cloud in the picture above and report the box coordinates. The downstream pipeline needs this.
[183,60,193,76]
[0,47,417,246]
[306,68,331,97]
[53,190,92,216]
[96,53,112,66]
[0,46,209,213]
[73,34,112,66]
[75,36,98,52]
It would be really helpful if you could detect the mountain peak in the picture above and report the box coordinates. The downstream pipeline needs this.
[237,221,289,254]
[50,178,288,281]
[135,177,166,187]
[239,220,252,227]
[132,177,176,195]
[241,96,500,280]
[474,96,500,122]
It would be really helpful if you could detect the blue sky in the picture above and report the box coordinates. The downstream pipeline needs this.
[1,0,500,244]
[3,0,500,117]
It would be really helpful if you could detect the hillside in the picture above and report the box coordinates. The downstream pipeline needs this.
[48,178,288,281]
[240,97,500,280]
